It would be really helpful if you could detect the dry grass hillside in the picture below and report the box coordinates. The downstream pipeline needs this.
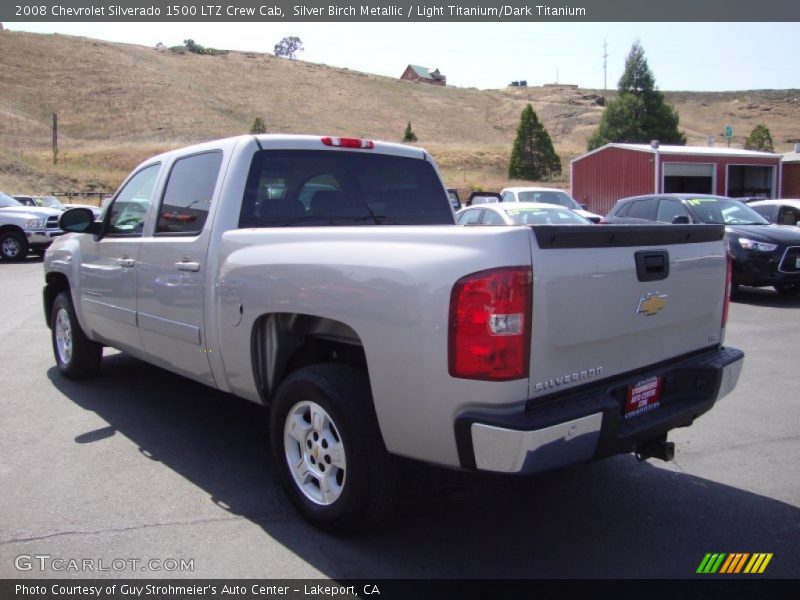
[2,30,799,198]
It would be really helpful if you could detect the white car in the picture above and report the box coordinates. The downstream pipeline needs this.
[456,201,593,226]
[747,199,800,227]
[500,186,602,223]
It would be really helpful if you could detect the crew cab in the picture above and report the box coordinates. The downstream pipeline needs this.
[0,192,63,260]
[44,135,744,531]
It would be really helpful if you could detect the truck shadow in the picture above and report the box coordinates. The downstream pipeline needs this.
[48,354,800,578]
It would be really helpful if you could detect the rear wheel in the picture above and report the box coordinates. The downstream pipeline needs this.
[0,231,28,261]
[51,291,103,378]
[269,363,396,532]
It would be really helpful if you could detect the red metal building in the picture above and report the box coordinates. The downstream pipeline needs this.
[782,148,800,198]
[571,143,783,216]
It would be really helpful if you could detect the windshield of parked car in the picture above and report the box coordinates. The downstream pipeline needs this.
[686,197,769,225]
[504,206,589,225]
[0,192,23,208]
[517,190,579,209]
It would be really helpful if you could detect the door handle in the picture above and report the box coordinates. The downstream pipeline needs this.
[116,257,136,268]
[175,260,200,272]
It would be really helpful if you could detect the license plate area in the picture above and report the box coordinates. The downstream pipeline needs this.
[624,376,664,419]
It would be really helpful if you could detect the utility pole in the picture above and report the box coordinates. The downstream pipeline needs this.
[602,39,608,94]
[51,112,58,165]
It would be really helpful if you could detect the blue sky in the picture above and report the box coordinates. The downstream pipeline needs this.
[8,21,799,91]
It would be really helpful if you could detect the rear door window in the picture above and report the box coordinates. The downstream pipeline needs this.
[239,150,453,227]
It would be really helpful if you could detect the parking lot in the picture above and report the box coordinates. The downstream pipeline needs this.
[0,257,798,579]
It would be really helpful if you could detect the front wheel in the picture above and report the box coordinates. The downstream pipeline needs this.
[269,364,396,532]
[51,291,103,378]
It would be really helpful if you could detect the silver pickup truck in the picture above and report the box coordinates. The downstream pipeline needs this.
[43,134,744,531]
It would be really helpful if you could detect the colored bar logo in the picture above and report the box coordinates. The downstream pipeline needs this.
[697,553,773,574]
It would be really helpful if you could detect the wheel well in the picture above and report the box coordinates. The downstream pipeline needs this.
[252,313,367,404]
[44,272,70,329]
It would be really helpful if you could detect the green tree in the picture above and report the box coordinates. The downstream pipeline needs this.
[402,121,418,142]
[587,41,685,150]
[508,104,561,180]
[250,117,267,134]
[274,36,303,60]
[744,124,774,152]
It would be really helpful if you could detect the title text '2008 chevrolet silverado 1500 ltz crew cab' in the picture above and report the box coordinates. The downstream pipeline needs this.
[44,135,744,531]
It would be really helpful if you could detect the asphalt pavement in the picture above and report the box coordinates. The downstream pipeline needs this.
[1,257,798,579]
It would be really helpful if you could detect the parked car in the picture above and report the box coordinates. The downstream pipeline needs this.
[500,186,602,223]
[456,202,593,226]
[747,199,800,228]
[446,188,461,210]
[0,192,63,260]
[604,194,800,296]
[14,195,102,218]
[466,191,501,206]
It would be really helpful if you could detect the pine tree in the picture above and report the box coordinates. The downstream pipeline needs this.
[588,41,685,150]
[402,121,418,142]
[250,117,267,134]
[508,104,561,180]
[744,124,774,152]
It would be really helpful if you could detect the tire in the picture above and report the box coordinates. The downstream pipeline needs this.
[775,283,800,296]
[269,363,397,533]
[51,291,103,379]
[0,231,29,261]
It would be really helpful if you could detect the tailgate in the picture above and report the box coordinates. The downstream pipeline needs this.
[528,225,727,399]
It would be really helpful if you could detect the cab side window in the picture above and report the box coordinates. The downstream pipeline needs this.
[156,151,223,235]
[106,164,160,236]
[501,191,515,203]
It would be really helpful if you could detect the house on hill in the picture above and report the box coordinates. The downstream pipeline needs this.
[400,65,446,86]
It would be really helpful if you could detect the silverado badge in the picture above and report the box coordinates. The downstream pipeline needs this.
[637,292,668,316]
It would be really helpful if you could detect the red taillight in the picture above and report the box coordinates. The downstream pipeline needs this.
[321,136,375,149]
[722,250,732,327]
[449,267,532,381]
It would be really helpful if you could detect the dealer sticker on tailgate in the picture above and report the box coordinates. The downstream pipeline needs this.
[625,376,663,419]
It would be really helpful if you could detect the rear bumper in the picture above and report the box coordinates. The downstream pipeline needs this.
[454,346,744,474]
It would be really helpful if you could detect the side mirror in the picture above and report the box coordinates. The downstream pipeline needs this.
[672,215,691,225]
[60,207,102,235]
[580,203,589,210]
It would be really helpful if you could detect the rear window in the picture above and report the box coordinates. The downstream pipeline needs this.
[239,150,453,227]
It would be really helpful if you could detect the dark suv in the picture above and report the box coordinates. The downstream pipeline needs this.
[604,194,800,296]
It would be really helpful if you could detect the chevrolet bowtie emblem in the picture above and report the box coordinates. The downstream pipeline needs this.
[637,292,668,316]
